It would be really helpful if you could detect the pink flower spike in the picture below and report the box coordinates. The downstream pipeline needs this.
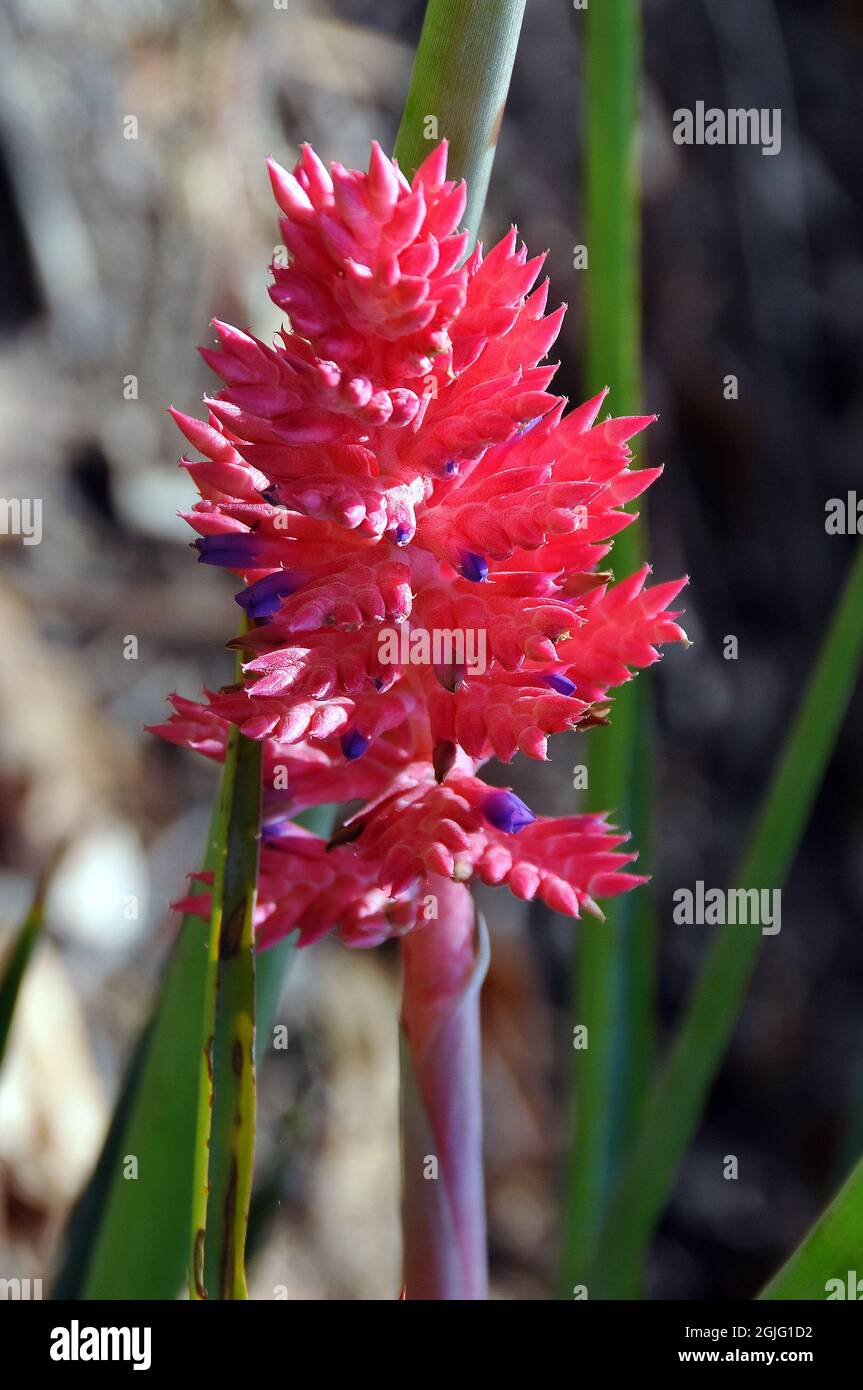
[155,140,687,954]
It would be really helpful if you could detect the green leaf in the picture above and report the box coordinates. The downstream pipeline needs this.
[52,798,221,1299]
[58,902,211,1300]
[562,688,654,1291]
[589,541,863,1298]
[51,1014,154,1300]
[559,0,651,1295]
[0,889,47,1070]
[394,0,527,245]
[582,0,643,442]
[54,796,329,1299]
[54,906,295,1301]
[54,792,226,1300]
[760,1153,863,1300]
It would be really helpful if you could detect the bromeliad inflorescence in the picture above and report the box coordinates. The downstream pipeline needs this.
[152,140,686,948]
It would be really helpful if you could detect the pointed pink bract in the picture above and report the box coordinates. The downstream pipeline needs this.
[155,142,687,949]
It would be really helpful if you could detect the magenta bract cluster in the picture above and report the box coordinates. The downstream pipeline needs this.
[153,141,686,948]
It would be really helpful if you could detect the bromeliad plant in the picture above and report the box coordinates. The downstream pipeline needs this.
[151,137,687,1296]
[3,0,858,1308]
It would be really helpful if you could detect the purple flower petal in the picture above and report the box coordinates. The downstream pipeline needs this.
[458,550,488,583]
[195,535,267,568]
[341,730,370,761]
[542,673,577,697]
[236,570,304,618]
[481,789,536,834]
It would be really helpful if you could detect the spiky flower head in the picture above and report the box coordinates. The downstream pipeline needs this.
[153,141,686,948]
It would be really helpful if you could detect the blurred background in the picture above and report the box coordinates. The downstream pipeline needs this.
[1,0,862,1299]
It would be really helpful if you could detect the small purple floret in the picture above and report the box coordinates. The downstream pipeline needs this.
[481,789,536,834]
[236,570,303,618]
[542,673,577,697]
[196,535,265,568]
[458,550,488,583]
[261,809,293,834]
[341,730,370,761]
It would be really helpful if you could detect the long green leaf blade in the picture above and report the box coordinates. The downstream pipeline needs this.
[61,904,211,1300]
[590,541,863,1297]
[55,895,293,1301]
[560,0,651,1295]
[759,1153,863,1300]
[54,793,326,1299]
[0,889,46,1069]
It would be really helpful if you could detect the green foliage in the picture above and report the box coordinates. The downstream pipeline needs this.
[0,889,46,1070]
[589,543,863,1297]
[760,1153,863,1300]
[560,0,652,1295]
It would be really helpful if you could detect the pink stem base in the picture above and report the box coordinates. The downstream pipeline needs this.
[399,874,489,1300]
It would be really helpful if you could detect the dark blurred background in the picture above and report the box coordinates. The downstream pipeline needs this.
[0,0,862,1299]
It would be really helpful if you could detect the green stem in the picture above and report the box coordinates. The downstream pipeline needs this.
[189,752,234,1299]
[583,0,643,464]
[395,0,527,246]
[560,0,648,1295]
[190,639,263,1300]
[203,729,262,1300]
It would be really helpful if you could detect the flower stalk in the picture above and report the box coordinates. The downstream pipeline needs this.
[190,699,262,1301]
[400,877,489,1300]
[395,0,527,246]
[394,0,523,1301]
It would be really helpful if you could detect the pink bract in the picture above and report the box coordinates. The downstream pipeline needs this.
[152,140,687,949]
